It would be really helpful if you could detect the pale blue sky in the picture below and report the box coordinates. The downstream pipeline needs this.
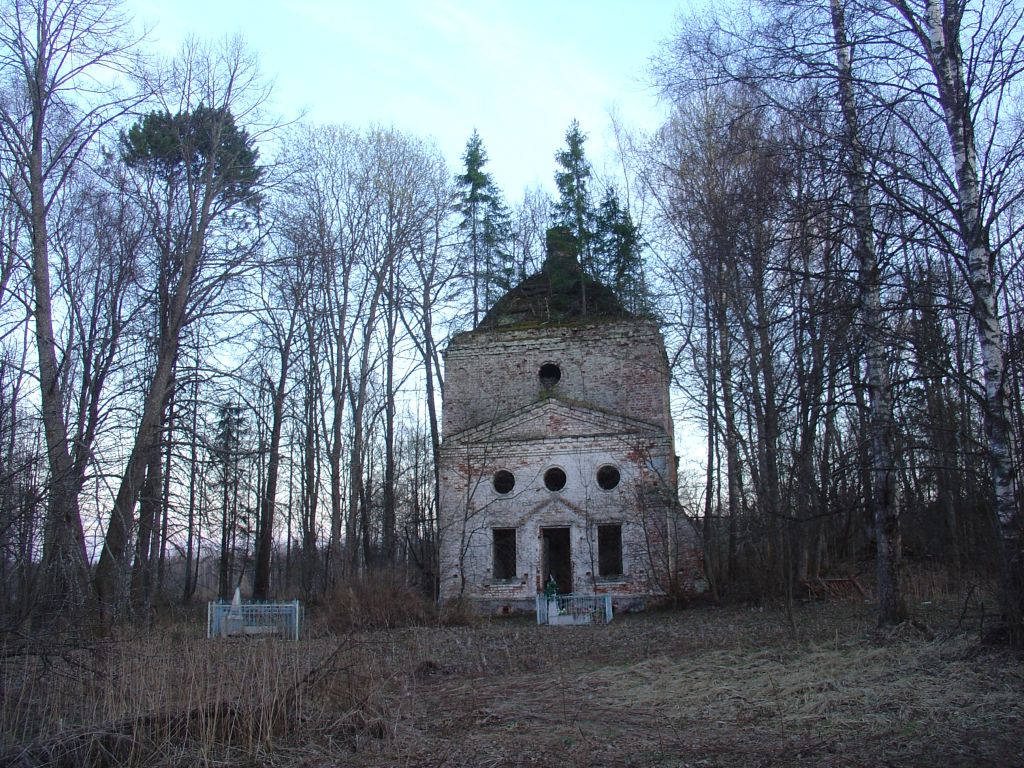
[127,1,684,197]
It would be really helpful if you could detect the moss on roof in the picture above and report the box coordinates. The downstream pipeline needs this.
[478,227,630,330]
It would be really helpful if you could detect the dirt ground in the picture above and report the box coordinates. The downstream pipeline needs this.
[293,598,1024,767]
[4,597,1023,767]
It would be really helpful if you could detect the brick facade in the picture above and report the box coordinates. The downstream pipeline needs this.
[438,318,703,612]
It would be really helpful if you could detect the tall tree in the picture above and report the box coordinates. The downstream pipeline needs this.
[275,124,359,587]
[213,400,247,599]
[355,127,448,568]
[877,0,1024,642]
[593,185,646,312]
[0,0,140,615]
[829,0,906,625]
[456,130,510,325]
[94,38,265,616]
[552,118,593,253]
[251,252,303,600]
[552,119,594,275]
[553,119,598,317]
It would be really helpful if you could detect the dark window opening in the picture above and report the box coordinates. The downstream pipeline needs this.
[493,528,517,580]
[539,362,561,388]
[493,469,515,494]
[544,466,567,491]
[596,464,620,490]
[598,524,623,577]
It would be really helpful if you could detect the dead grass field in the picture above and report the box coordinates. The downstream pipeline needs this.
[2,594,1022,767]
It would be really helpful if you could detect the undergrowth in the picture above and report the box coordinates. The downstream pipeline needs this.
[321,574,476,632]
[0,574,1017,767]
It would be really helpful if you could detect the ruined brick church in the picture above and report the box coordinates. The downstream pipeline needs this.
[438,229,702,612]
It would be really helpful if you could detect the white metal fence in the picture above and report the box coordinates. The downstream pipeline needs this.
[535,593,613,625]
[207,600,302,640]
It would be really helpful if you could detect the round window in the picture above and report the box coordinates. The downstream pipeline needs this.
[538,362,561,388]
[596,464,621,490]
[544,466,567,492]
[493,470,515,494]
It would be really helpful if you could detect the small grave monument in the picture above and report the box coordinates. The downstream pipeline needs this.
[207,588,302,640]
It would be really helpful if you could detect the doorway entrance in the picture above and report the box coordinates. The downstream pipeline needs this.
[541,527,572,594]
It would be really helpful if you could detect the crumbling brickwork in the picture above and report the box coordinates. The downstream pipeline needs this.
[442,322,674,439]
[438,317,703,612]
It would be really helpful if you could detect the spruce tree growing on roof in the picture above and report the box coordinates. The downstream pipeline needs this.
[593,185,648,314]
[552,119,594,276]
[553,121,647,314]
[456,130,511,325]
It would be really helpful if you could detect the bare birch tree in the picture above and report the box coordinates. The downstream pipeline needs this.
[828,0,907,624]
[874,0,1024,641]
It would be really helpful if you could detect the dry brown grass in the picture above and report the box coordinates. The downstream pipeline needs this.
[320,574,477,632]
[0,628,393,767]
[2,589,1022,767]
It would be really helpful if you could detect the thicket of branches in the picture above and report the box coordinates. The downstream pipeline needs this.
[641,0,1024,637]
[0,0,571,626]
[0,0,1021,641]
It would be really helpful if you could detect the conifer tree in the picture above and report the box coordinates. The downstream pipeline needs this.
[456,130,511,324]
[94,45,266,615]
[553,122,647,313]
[593,185,647,313]
[552,120,594,274]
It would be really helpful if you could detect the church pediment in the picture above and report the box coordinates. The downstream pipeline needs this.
[447,397,663,445]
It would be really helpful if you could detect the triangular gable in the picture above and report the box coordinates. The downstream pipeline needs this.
[447,397,663,445]
[522,494,587,523]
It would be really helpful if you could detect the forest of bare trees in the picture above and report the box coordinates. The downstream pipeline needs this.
[0,0,1022,645]
[644,0,1024,639]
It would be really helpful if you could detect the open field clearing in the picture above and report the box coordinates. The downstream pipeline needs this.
[2,596,1022,767]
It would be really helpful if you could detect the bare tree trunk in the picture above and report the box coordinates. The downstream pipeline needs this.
[702,296,721,601]
[300,352,321,597]
[327,287,350,586]
[421,302,442,533]
[830,0,906,625]
[182,368,200,603]
[382,264,398,564]
[897,0,1021,644]
[130,440,162,613]
[715,286,743,586]
[347,280,385,574]
[157,427,171,599]
[253,316,296,600]
[31,155,91,615]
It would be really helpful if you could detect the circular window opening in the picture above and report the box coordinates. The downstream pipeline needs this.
[596,464,621,490]
[544,466,567,492]
[493,470,515,495]
[538,363,561,388]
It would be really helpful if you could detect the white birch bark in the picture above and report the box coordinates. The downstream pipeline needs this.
[830,0,906,624]
[896,0,1021,640]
